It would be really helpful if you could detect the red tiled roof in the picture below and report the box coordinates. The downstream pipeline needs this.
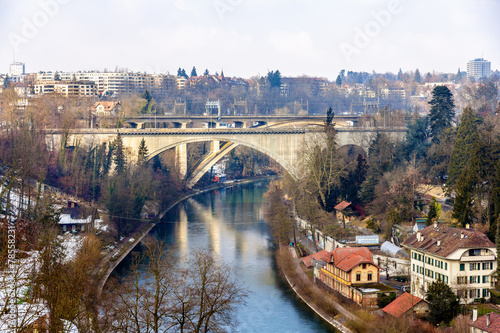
[301,250,331,268]
[332,247,374,272]
[402,224,495,258]
[382,292,425,318]
[470,312,500,332]
[92,101,120,111]
[334,201,351,211]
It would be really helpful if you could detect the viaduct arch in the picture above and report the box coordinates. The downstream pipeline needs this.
[46,127,407,188]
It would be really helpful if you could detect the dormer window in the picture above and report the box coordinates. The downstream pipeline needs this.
[362,264,367,269]
[469,249,481,256]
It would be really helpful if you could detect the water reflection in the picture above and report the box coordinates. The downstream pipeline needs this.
[154,182,336,333]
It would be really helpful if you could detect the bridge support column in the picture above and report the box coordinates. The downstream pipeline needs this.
[210,140,220,153]
[175,143,188,178]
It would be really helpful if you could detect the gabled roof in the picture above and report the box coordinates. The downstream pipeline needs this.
[382,292,425,318]
[91,101,121,111]
[470,312,500,332]
[331,247,375,272]
[402,224,495,258]
[301,250,331,268]
[334,201,352,211]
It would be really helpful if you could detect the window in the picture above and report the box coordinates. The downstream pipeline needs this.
[483,262,493,270]
[368,273,372,281]
[356,273,361,281]
[470,263,478,271]
[362,264,367,269]
[469,249,481,256]
[445,262,447,270]
[413,264,415,272]
[483,276,489,283]
[457,276,466,285]
[460,264,465,271]
[483,289,490,298]
[470,276,478,284]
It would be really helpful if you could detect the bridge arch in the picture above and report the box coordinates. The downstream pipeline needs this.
[146,136,297,187]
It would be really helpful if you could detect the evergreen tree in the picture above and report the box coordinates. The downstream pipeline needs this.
[191,66,197,77]
[447,106,478,188]
[452,167,475,227]
[489,161,500,238]
[178,68,188,78]
[456,68,462,81]
[114,134,126,175]
[397,68,403,81]
[496,212,500,286]
[426,279,459,324]
[267,70,282,88]
[138,138,148,164]
[203,69,209,76]
[429,86,455,143]
[414,68,421,83]
[335,74,342,86]
[400,116,430,161]
[426,198,437,225]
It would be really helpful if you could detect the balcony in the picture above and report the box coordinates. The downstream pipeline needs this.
[460,255,495,262]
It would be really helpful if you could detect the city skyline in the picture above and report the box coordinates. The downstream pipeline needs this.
[1,0,499,80]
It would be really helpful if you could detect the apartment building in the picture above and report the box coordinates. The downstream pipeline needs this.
[467,58,491,80]
[34,81,97,97]
[35,71,175,96]
[402,223,496,304]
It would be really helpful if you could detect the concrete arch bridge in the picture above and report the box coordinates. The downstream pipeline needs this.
[46,127,407,188]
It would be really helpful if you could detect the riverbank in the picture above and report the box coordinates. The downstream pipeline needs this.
[95,175,276,293]
[275,246,357,333]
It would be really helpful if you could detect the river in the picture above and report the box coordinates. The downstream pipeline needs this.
[152,181,336,333]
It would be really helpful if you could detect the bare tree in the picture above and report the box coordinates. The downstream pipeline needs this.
[108,243,247,333]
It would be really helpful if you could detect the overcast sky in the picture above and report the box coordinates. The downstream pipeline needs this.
[1,0,499,80]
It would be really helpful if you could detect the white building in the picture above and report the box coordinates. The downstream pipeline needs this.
[34,81,97,97]
[467,58,491,80]
[403,223,496,304]
[9,62,25,76]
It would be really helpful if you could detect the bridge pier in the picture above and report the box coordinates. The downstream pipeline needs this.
[211,140,220,153]
[175,143,188,178]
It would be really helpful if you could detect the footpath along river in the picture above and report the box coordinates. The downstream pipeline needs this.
[151,181,337,333]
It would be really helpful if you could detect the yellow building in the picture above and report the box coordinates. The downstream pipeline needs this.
[316,247,391,307]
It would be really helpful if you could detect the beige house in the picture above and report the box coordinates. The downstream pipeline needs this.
[402,222,496,304]
[91,101,122,117]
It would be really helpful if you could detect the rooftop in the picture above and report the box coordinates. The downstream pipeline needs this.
[470,312,500,332]
[402,223,494,258]
[332,247,375,272]
[382,292,425,318]
[301,249,331,268]
[334,201,352,211]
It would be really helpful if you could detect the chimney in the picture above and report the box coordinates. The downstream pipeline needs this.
[461,232,464,239]
[417,231,421,242]
[437,239,441,247]
[487,312,491,327]
[473,307,477,322]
